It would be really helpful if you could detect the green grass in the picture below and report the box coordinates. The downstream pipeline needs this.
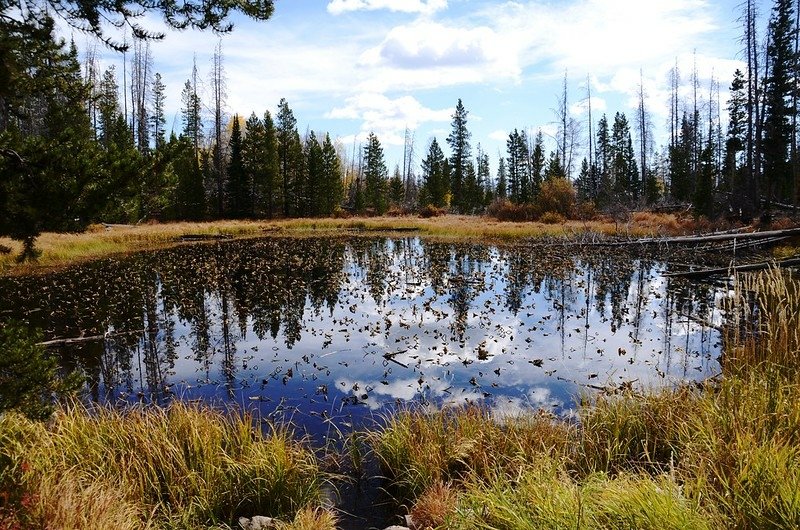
[0,403,325,529]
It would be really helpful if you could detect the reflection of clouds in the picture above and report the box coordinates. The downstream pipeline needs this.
[57,238,724,436]
[489,388,563,421]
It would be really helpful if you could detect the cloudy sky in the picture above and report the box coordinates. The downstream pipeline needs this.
[76,0,764,172]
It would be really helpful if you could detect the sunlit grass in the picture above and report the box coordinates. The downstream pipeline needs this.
[0,212,710,275]
[0,402,324,529]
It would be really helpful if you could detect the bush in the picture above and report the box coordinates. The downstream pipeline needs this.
[540,211,566,225]
[538,177,576,219]
[0,323,82,421]
[486,199,536,222]
[418,204,447,218]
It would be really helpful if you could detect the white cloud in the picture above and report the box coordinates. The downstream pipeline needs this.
[327,93,451,145]
[489,129,508,142]
[327,0,447,15]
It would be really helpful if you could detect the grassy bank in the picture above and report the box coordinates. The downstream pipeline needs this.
[0,403,332,530]
[374,267,800,529]
[0,212,718,275]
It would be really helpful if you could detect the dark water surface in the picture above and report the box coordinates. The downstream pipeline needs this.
[0,236,724,439]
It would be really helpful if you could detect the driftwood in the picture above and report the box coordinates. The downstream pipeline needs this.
[177,234,233,242]
[37,329,145,347]
[664,257,800,279]
[589,226,800,248]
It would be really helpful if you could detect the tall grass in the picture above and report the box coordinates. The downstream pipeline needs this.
[0,403,323,529]
[724,267,799,373]
[374,406,572,499]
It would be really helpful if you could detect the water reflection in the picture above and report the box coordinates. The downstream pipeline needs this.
[0,237,722,438]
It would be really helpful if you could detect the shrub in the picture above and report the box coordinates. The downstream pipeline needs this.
[539,211,566,225]
[0,323,83,421]
[418,204,447,218]
[538,177,576,219]
[486,199,536,222]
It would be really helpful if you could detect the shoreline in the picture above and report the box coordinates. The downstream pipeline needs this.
[0,212,737,276]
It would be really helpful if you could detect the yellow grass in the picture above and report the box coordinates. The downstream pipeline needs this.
[0,212,705,276]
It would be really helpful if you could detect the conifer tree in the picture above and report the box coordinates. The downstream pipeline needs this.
[496,156,508,200]
[276,98,298,217]
[763,0,797,206]
[506,129,530,203]
[226,115,248,217]
[320,133,343,215]
[304,131,323,217]
[363,132,388,214]
[262,111,280,218]
[150,72,166,150]
[447,99,471,212]
[420,138,448,208]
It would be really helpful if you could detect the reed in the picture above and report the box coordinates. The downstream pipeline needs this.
[373,405,573,500]
[0,403,323,529]
[724,267,799,373]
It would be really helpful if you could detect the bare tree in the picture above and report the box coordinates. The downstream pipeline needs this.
[210,39,227,218]
[130,39,152,152]
[636,69,649,203]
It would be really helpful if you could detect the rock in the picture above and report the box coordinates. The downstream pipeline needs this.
[383,526,410,530]
[239,515,278,530]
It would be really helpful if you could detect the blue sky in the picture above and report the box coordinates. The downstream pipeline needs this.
[75,0,767,174]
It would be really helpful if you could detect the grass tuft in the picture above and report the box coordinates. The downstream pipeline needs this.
[0,403,323,529]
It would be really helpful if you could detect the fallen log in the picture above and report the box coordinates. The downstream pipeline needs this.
[38,329,146,347]
[589,226,800,247]
[664,257,800,279]
[177,234,233,242]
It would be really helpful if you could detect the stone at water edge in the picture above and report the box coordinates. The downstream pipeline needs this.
[239,515,278,530]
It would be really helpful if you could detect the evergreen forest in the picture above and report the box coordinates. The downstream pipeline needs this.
[1,0,799,259]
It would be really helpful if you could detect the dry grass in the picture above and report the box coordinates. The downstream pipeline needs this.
[0,402,323,529]
[724,267,800,373]
[0,212,725,276]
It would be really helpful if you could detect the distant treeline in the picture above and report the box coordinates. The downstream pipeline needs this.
[1,0,798,258]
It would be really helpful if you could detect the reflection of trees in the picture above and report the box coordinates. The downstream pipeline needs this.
[0,237,725,405]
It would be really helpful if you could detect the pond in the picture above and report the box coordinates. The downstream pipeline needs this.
[0,236,724,440]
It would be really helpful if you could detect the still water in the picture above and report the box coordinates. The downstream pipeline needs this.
[0,237,723,438]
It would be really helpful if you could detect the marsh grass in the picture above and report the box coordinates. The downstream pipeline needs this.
[374,406,573,499]
[375,269,800,529]
[0,402,323,529]
[0,213,706,275]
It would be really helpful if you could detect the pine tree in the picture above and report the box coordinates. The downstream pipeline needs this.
[150,72,166,150]
[496,156,508,200]
[276,98,298,217]
[725,70,747,195]
[530,130,546,198]
[226,115,248,218]
[506,129,530,203]
[180,79,202,156]
[595,114,611,205]
[389,166,404,207]
[320,133,343,215]
[670,113,694,203]
[763,0,797,206]
[304,131,323,217]
[262,111,279,218]
[447,99,471,213]
[420,138,448,208]
[363,132,388,214]
[610,112,639,203]
[476,146,491,208]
